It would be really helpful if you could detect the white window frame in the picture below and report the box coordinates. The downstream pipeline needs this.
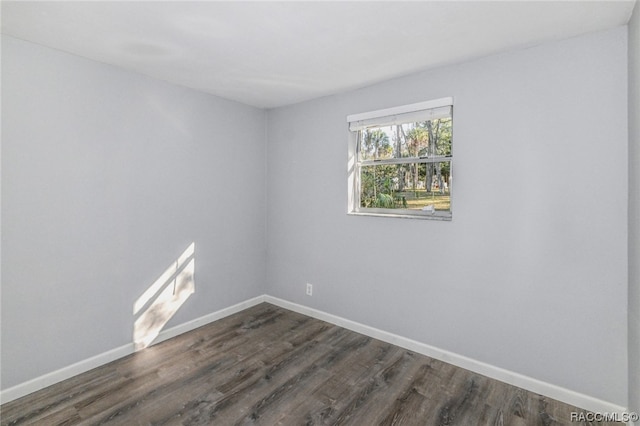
[347,97,453,220]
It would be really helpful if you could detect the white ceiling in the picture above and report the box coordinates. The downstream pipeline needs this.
[1,1,636,109]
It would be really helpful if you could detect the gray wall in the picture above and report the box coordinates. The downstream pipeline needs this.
[266,27,629,405]
[1,36,266,389]
[629,1,640,416]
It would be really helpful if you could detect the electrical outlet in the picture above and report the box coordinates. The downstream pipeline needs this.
[306,283,313,296]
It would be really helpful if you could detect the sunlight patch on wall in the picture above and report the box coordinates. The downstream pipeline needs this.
[133,242,195,350]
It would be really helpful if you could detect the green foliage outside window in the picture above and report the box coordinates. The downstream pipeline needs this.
[359,118,452,212]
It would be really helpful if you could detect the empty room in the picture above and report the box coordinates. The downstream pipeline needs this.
[1,1,639,425]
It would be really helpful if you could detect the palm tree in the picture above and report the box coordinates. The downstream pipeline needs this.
[361,129,391,204]
[405,127,429,194]
[363,129,390,160]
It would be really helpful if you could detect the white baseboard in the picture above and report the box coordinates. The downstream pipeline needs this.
[0,342,134,405]
[0,295,266,404]
[2,293,629,418]
[151,295,266,346]
[264,295,629,416]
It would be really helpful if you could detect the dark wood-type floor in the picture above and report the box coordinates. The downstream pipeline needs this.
[1,303,619,425]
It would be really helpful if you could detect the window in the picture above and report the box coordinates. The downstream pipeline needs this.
[347,97,453,220]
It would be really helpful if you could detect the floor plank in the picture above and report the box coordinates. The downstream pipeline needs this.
[0,303,621,425]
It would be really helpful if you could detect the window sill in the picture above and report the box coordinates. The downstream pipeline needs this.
[348,210,452,221]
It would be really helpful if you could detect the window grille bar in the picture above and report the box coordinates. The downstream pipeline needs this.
[359,156,452,166]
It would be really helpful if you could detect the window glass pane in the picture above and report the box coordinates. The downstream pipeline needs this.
[359,117,451,161]
[360,161,451,213]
